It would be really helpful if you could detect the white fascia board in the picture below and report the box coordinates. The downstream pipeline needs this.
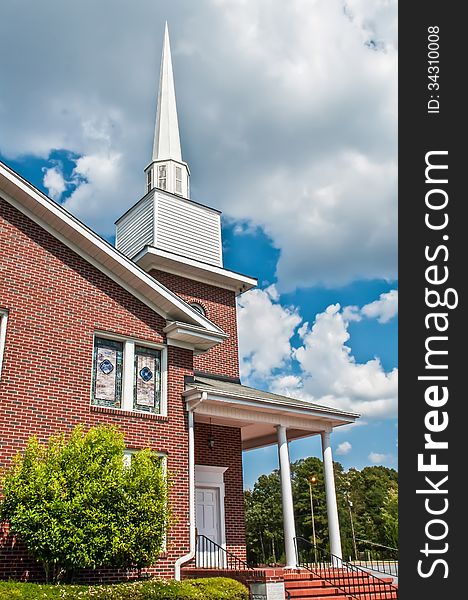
[184,388,359,424]
[164,321,227,352]
[0,162,223,335]
[134,246,257,294]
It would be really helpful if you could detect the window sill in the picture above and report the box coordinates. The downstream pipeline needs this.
[90,405,168,421]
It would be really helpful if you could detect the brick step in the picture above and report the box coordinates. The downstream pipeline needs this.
[287,587,347,597]
[283,573,322,581]
[321,576,393,585]
[286,586,397,599]
[339,584,397,594]
[287,592,397,600]
[286,580,332,589]
[346,592,398,600]
[287,595,350,600]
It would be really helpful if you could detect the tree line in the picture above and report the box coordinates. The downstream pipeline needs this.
[245,456,398,565]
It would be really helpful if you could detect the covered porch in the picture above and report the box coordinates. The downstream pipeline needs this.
[183,374,359,571]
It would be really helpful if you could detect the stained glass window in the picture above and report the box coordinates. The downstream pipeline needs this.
[134,346,161,414]
[92,338,123,408]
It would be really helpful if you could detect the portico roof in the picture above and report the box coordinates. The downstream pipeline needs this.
[184,375,359,450]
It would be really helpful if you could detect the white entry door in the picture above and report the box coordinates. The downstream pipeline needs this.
[196,487,224,567]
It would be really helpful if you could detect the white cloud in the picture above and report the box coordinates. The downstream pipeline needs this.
[336,441,352,456]
[293,304,397,418]
[342,289,398,324]
[238,290,397,419]
[237,286,301,381]
[62,152,123,225]
[342,305,362,322]
[368,451,393,464]
[361,289,398,323]
[42,166,66,201]
[0,0,397,288]
[269,374,304,397]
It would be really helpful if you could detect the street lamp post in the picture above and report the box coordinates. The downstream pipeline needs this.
[345,490,358,561]
[307,476,318,564]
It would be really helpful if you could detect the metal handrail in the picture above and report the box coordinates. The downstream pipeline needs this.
[353,538,399,577]
[355,538,398,552]
[294,536,398,599]
[196,534,253,570]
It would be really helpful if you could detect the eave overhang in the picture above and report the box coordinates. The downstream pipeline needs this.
[183,384,360,451]
[164,321,228,353]
[134,246,257,295]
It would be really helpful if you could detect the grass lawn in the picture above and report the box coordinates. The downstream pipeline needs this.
[0,577,249,599]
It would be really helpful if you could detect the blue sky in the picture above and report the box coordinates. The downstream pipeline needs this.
[0,0,397,490]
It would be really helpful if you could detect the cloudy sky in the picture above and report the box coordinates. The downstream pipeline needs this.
[0,0,397,488]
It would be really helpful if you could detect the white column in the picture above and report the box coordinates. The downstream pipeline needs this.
[276,425,297,569]
[321,429,342,560]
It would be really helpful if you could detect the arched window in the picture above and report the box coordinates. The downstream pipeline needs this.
[189,302,206,317]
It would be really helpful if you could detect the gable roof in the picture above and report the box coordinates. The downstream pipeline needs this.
[0,161,227,350]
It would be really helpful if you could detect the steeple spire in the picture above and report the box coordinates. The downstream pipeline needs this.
[145,23,190,198]
[152,22,182,162]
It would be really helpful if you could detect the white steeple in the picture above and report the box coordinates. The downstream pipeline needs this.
[145,23,190,198]
[152,23,182,162]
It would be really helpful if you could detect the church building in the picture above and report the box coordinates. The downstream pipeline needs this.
[0,24,358,583]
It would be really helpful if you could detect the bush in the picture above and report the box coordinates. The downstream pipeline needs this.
[0,425,169,582]
[0,578,249,600]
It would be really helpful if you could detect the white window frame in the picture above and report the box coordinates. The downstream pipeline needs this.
[158,164,167,190]
[123,449,167,473]
[0,310,8,379]
[175,166,182,194]
[146,169,153,194]
[91,332,168,416]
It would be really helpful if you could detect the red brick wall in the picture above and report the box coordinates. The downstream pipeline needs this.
[194,423,246,561]
[149,270,240,380]
[0,199,194,581]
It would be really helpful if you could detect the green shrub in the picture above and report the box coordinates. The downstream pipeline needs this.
[0,578,249,600]
[0,425,169,582]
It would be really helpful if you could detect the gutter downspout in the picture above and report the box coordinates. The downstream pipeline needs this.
[174,393,205,580]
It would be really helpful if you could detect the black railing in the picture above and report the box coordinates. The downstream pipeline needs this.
[352,538,398,577]
[295,536,398,599]
[196,534,253,570]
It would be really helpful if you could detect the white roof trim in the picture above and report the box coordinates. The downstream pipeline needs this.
[134,246,257,294]
[0,161,225,340]
[164,321,227,352]
[184,387,359,424]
